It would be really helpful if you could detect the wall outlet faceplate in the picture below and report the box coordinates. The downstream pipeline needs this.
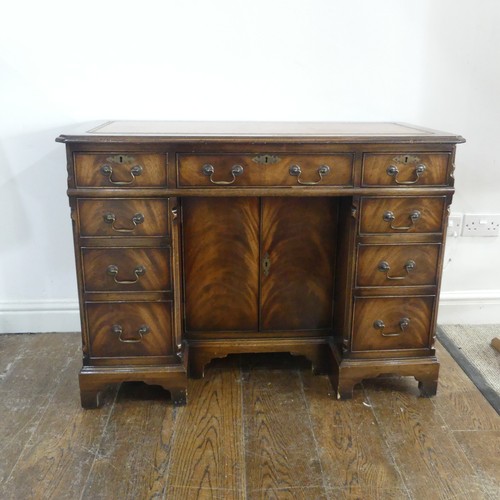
[447,214,463,237]
[462,214,500,236]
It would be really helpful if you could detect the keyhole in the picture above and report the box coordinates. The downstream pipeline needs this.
[119,156,123,163]
[262,252,271,276]
[404,155,409,164]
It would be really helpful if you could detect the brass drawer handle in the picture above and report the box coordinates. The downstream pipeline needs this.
[289,164,330,185]
[386,164,426,184]
[373,317,410,337]
[378,260,416,280]
[383,210,421,230]
[100,164,143,185]
[201,163,244,185]
[106,264,146,284]
[112,324,150,343]
[103,212,145,233]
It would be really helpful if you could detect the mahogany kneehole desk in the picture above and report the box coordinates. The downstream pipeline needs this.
[57,121,464,408]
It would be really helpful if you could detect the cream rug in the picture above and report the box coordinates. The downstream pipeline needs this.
[438,324,500,412]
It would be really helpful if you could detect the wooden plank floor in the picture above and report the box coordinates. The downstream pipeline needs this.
[0,333,498,499]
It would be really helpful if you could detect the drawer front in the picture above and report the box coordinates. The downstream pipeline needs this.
[87,302,173,358]
[74,153,167,188]
[359,197,445,234]
[356,244,440,287]
[362,153,450,187]
[82,247,171,292]
[177,154,353,187]
[352,296,434,351]
[78,199,169,237]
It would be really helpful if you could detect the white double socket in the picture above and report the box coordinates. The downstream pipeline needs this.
[447,213,500,237]
[462,214,500,236]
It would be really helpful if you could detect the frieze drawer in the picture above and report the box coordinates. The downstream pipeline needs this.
[177,153,354,187]
[362,153,450,187]
[74,153,168,188]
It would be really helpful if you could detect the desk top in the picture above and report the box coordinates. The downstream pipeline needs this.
[56,121,465,144]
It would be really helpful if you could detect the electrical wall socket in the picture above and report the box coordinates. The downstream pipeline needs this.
[462,214,500,236]
[447,214,463,237]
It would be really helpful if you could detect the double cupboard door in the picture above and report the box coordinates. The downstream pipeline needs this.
[182,197,338,335]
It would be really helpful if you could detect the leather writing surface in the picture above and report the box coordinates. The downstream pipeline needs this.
[89,120,429,136]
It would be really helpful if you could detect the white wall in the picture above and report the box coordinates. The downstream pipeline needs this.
[1,0,499,332]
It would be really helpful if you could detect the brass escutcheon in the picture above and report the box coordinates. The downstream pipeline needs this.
[252,154,281,165]
[262,252,271,276]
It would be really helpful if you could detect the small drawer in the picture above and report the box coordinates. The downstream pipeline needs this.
[74,153,167,188]
[77,199,169,237]
[359,197,446,234]
[177,153,353,187]
[86,301,173,358]
[352,296,434,352]
[362,153,450,187]
[82,247,171,292]
[356,244,440,287]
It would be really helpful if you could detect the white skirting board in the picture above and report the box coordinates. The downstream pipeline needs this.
[1,292,499,334]
[437,290,500,325]
[0,300,81,334]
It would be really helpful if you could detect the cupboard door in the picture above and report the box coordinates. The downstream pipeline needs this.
[182,197,260,332]
[260,198,337,331]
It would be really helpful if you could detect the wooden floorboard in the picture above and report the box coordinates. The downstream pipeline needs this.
[0,334,499,499]
[301,369,408,496]
[80,383,175,499]
[0,334,83,488]
[241,354,326,499]
[165,357,245,499]
[364,377,488,499]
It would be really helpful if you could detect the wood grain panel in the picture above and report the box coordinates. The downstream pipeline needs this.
[183,197,260,331]
[78,199,169,237]
[352,296,434,352]
[356,244,440,287]
[86,301,173,358]
[260,197,337,331]
[359,197,445,234]
[362,153,450,187]
[177,153,353,187]
[82,247,171,292]
[74,153,167,187]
